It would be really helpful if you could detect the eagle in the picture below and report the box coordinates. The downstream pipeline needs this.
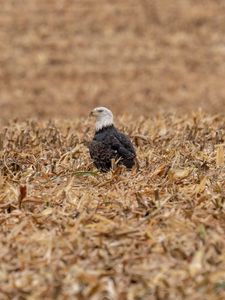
[89,107,136,172]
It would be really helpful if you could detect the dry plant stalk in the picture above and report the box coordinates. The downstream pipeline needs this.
[216,144,225,167]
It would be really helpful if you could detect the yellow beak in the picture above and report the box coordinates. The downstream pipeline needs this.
[89,110,97,117]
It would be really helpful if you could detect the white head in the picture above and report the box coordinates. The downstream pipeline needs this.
[90,107,114,131]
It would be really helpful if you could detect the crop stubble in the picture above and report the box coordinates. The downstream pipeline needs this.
[0,112,225,299]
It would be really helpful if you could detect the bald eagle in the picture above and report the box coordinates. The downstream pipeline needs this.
[89,107,136,172]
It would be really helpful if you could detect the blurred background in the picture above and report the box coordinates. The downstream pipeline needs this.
[0,0,224,122]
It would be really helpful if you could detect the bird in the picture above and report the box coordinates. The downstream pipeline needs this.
[89,107,136,172]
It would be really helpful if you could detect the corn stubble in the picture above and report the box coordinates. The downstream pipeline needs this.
[0,112,224,300]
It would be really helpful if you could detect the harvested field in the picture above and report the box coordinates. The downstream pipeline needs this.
[0,1,225,300]
[0,113,225,299]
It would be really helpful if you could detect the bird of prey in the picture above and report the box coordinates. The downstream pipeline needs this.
[89,107,136,172]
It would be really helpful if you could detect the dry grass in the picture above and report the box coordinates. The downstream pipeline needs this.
[0,111,224,299]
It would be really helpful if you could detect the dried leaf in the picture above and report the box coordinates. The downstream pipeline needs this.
[18,185,27,209]
[216,144,224,166]
[196,176,207,194]
[169,168,190,180]
[189,248,205,277]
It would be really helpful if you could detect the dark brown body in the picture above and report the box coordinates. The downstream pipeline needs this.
[89,125,136,172]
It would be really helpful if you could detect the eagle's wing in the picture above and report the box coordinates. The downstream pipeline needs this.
[111,132,136,159]
[89,129,135,171]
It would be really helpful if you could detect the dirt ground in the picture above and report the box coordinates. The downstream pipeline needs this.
[0,0,225,123]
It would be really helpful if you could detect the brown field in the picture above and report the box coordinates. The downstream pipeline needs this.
[0,1,225,300]
[0,0,225,122]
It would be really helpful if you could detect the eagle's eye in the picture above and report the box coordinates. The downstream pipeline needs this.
[98,109,103,113]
